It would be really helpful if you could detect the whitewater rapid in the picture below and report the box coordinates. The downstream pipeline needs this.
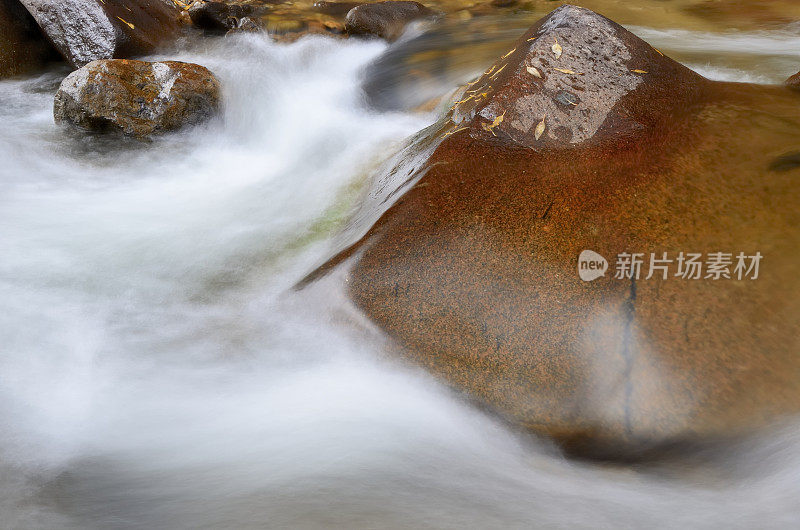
[1,29,799,529]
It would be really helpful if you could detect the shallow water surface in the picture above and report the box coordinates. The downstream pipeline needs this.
[1,12,800,530]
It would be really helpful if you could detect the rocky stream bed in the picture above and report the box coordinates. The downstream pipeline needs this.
[2,0,800,528]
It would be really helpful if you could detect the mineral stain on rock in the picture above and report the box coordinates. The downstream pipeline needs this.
[305,5,800,457]
[54,59,221,138]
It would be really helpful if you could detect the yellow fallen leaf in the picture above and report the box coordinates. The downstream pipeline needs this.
[116,16,135,30]
[526,66,541,78]
[482,112,505,136]
[527,37,537,42]
[553,68,582,75]
[535,115,546,140]
[552,38,562,59]
[443,126,469,138]
[501,48,516,59]
[451,93,476,108]
[631,69,648,74]
[654,48,664,56]
[489,64,506,79]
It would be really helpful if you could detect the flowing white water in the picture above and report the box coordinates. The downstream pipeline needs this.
[1,31,799,529]
[630,26,800,83]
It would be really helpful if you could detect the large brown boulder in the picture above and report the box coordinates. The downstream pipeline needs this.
[0,0,55,77]
[309,5,800,457]
[54,59,221,137]
[18,0,181,68]
[345,1,437,41]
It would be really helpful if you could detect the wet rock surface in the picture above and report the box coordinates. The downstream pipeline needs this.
[312,1,360,16]
[18,0,181,68]
[787,71,800,92]
[96,0,183,57]
[345,1,437,41]
[0,0,55,77]
[54,59,221,137]
[313,5,800,457]
[188,0,264,31]
[445,5,708,148]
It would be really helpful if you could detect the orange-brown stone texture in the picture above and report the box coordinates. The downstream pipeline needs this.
[312,5,800,457]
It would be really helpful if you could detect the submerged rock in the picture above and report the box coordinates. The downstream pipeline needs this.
[345,1,437,41]
[313,1,360,17]
[54,59,221,137]
[310,5,800,457]
[188,0,263,32]
[490,0,517,7]
[18,0,181,68]
[0,0,55,77]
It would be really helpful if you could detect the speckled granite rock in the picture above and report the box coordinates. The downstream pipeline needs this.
[309,5,800,457]
[54,59,221,137]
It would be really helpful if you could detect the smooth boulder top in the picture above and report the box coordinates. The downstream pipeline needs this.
[345,1,437,41]
[18,0,181,68]
[314,5,800,457]
[54,59,221,137]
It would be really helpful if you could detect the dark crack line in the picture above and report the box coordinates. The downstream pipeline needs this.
[621,277,637,436]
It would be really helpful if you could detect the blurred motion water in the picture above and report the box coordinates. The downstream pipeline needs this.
[1,17,799,530]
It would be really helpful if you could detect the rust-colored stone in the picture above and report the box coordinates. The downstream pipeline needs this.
[54,59,221,137]
[310,5,800,457]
